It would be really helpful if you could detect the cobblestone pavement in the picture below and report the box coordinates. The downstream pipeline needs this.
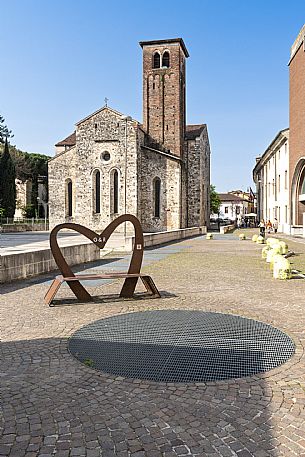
[1,233,305,457]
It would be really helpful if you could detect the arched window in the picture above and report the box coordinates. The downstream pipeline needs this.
[114,170,118,213]
[153,52,160,69]
[110,169,119,214]
[300,172,305,195]
[93,170,101,214]
[153,178,161,218]
[66,179,73,217]
[162,51,170,68]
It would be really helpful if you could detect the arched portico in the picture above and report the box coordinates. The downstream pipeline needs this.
[291,157,305,225]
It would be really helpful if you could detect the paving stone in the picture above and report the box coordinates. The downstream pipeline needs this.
[87,449,101,457]
[2,233,305,457]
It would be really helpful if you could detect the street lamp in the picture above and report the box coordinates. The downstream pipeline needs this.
[257,178,262,223]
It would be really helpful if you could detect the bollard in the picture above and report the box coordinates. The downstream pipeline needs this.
[273,256,292,280]
[279,241,288,255]
[266,237,278,247]
[266,246,282,264]
[262,245,271,259]
[252,234,258,242]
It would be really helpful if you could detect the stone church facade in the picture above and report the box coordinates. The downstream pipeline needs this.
[49,38,211,232]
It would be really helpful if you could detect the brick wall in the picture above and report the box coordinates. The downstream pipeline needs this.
[289,29,305,224]
[142,43,186,157]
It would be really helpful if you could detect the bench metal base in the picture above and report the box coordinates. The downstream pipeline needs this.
[44,273,161,306]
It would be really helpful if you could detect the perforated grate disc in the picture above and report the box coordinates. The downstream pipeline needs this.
[69,310,295,383]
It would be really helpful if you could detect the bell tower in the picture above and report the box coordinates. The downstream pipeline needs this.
[139,38,189,157]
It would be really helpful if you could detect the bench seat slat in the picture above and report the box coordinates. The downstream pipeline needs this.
[45,272,161,305]
[61,273,146,281]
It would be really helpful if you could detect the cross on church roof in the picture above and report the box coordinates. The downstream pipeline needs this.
[104,97,109,107]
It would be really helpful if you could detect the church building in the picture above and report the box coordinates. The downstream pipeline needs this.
[48,38,211,232]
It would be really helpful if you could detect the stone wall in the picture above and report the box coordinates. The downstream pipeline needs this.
[139,148,182,232]
[1,223,48,232]
[49,117,210,233]
[201,126,211,226]
[185,126,210,227]
[49,108,139,232]
[0,242,100,283]
[48,146,76,229]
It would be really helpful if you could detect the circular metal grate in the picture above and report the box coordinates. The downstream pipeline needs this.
[69,310,295,383]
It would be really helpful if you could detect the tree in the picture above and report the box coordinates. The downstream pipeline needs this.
[0,115,13,144]
[0,143,50,216]
[210,184,221,214]
[0,138,16,217]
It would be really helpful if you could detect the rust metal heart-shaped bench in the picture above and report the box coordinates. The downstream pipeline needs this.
[44,214,160,305]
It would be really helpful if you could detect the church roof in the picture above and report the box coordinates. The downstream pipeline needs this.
[218,193,246,202]
[185,124,206,140]
[55,131,76,147]
[139,38,189,58]
[55,106,139,146]
[75,105,131,126]
[55,122,206,147]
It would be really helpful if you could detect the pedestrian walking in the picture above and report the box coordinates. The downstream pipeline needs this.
[266,220,272,234]
[259,219,265,237]
[237,215,242,229]
[273,218,278,234]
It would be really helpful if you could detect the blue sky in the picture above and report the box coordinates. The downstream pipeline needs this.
[2,0,305,191]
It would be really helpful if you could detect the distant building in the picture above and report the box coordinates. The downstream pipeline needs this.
[14,179,32,219]
[253,23,305,236]
[49,38,211,232]
[253,129,289,232]
[228,190,256,214]
[14,179,48,219]
[216,193,248,221]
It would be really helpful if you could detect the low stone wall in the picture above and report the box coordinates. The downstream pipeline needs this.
[0,242,100,283]
[220,224,235,234]
[139,226,206,248]
[1,223,48,232]
[0,226,206,283]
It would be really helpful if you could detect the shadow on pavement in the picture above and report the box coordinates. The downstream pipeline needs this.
[0,334,286,456]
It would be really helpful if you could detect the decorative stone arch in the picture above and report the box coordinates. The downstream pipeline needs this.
[291,157,305,225]
[92,168,101,214]
[65,178,73,218]
[152,50,161,69]
[162,50,170,68]
[109,167,120,215]
[153,177,161,218]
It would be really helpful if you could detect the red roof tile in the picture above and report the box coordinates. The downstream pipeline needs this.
[55,131,76,147]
